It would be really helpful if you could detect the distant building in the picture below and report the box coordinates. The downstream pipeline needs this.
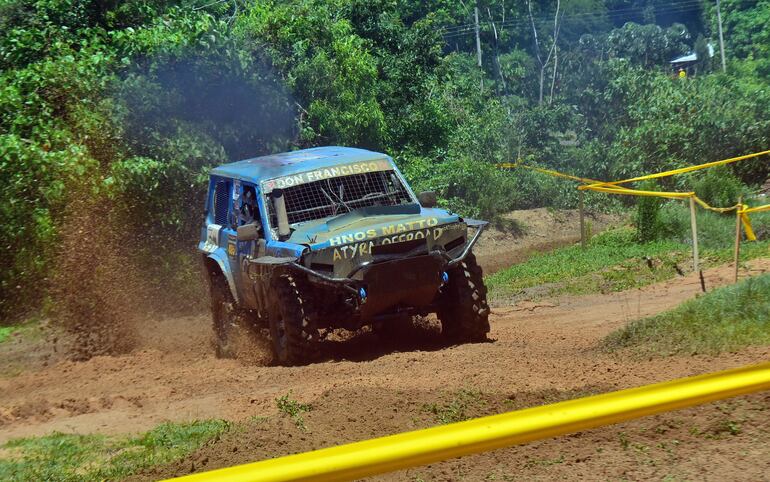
[670,43,715,76]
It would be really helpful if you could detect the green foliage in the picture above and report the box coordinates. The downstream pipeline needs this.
[0,420,230,481]
[234,0,384,147]
[604,274,770,356]
[690,166,747,208]
[635,180,663,243]
[421,388,484,425]
[0,326,13,343]
[275,393,313,431]
[693,34,712,74]
[658,203,770,249]
[708,0,770,78]
[488,215,770,301]
[605,22,689,67]
[601,65,770,183]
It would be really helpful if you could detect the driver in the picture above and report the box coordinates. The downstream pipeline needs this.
[240,187,257,225]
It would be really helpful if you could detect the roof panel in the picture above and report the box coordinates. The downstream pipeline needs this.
[211,146,392,183]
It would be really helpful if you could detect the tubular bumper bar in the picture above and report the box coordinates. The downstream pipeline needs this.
[289,220,487,298]
[447,218,487,268]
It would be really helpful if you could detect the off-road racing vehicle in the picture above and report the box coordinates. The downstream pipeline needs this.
[199,146,490,365]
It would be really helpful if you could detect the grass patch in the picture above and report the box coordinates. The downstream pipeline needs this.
[661,203,770,249]
[603,274,770,356]
[0,420,230,481]
[276,393,312,432]
[486,216,770,300]
[421,388,485,424]
[0,327,14,344]
[557,239,770,296]
[0,319,45,345]
[486,227,685,299]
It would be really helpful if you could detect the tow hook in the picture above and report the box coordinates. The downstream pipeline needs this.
[359,286,368,304]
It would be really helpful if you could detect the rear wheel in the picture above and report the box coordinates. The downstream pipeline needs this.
[269,275,320,365]
[437,253,490,343]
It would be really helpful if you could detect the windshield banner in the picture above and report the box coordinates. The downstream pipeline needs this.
[262,159,392,194]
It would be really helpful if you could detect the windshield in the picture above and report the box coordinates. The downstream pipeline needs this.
[267,169,414,227]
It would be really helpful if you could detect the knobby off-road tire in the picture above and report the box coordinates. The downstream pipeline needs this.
[210,272,240,359]
[269,275,320,366]
[437,253,490,343]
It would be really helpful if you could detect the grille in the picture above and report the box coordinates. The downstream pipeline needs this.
[269,171,412,226]
[444,236,465,252]
[371,238,425,256]
[213,181,229,226]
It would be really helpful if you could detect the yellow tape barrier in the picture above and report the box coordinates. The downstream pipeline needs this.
[740,204,770,215]
[587,186,694,199]
[500,150,770,241]
[579,149,770,189]
[166,362,770,482]
[498,161,601,184]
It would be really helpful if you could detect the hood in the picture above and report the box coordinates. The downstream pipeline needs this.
[286,205,461,249]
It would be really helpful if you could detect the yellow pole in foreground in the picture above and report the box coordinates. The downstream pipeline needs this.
[167,362,770,482]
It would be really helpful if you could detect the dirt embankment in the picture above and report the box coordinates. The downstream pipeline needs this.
[473,208,622,274]
[1,259,769,481]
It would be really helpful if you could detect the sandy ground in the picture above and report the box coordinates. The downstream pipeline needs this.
[1,258,769,480]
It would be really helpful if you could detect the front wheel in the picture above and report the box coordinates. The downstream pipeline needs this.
[437,253,490,343]
[210,272,240,358]
[269,275,320,365]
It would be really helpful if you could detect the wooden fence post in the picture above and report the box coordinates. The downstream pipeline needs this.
[689,196,699,274]
[579,190,586,249]
[734,196,743,283]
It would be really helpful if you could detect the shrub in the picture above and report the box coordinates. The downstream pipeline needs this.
[635,180,663,242]
[691,166,747,208]
[590,226,637,247]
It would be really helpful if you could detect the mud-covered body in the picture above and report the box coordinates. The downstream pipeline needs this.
[199,147,488,356]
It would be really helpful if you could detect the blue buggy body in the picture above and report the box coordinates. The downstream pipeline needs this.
[200,146,490,364]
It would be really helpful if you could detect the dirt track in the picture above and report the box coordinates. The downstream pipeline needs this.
[1,258,769,480]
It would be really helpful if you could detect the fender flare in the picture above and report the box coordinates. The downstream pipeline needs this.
[205,252,240,304]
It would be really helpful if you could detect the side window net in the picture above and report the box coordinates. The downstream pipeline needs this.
[268,170,412,226]
[213,181,229,226]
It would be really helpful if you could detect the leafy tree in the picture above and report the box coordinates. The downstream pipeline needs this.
[705,0,770,77]
[605,22,690,67]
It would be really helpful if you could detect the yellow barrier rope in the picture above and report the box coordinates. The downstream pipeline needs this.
[691,196,741,214]
[579,149,770,189]
[740,204,770,215]
[498,161,601,184]
[500,150,769,242]
[498,162,639,194]
[587,185,694,199]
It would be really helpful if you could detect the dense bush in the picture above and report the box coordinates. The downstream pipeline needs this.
[635,181,664,243]
[690,166,748,208]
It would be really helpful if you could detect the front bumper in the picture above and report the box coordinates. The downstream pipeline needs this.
[289,219,487,309]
